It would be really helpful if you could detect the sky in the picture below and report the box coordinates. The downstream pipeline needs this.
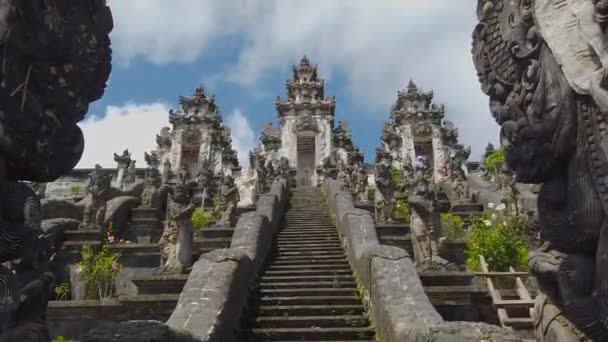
[77,0,498,168]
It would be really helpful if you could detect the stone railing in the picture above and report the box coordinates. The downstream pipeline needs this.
[164,178,289,341]
[322,179,521,342]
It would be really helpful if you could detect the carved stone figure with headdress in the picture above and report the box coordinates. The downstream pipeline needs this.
[79,165,112,230]
[353,163,368,202]
[236,157,258,208]
[374,153,396,223]
[408,172,457,271]
[214,174,238,228]
[140,168,167,211]
[470,0,608,338]
[158,178,196,275]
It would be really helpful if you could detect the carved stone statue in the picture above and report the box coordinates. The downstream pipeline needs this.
[374,154,396,223]
[158,180,196,275]
[236,167,258,208]
[0,1,112,339]
[408,173,457,271]
[451,170,472,204]
[79,166,112,230]
[214,175,238,228]
[140,169,167,211]
[336,159,350,189]
[353,163,368,202]
[122,160,137,187]
[471,0,608,338]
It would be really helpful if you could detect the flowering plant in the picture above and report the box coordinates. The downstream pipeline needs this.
[75,244,122,300]
[464,202,528,272]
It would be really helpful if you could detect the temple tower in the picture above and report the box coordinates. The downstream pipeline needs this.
[378,80,455,181]
[263,56,337,186]
[150,86,238,181]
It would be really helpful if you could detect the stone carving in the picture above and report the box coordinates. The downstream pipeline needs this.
[79,165,112,230]
[158,178,196,275]
[236,167,258,208]
[374,152,396,223]
[156,127,172,150]
[409,172,457,271]
[0,0,113,339]
[260,122,281,152]
[451,170,472,204]
[145,151,161,170]
[353,163,368,202]
[214,175,238,228]
[471,0,608,338]
[336,159,351,189]
[141,168,167,211]
[27,182,47,200]
[251,150,269,194]
[293,115,319,133]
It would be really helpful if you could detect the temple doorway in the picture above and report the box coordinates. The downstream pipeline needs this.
[414,140,434,170]
[297,133,315,187]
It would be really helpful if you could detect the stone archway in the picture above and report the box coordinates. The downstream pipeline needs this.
[296,131,316,187]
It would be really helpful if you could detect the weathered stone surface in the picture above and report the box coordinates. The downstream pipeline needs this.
[104,196,141,239]
[40,199,82,221]
[82,320,198,342]
[166,249,254,342]
[428,322,521,342]
[334,191,356,233]
[367,245,443,342]
[256,194,280,233]
[341,209,379,275]
[471,0,608,338]
[229,212,269,273]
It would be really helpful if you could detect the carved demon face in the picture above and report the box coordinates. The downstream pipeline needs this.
[472,0,576,182]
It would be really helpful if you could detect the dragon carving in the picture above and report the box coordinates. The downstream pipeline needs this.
[472,0,608,339]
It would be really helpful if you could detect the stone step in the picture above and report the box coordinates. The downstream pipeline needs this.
[276,237,339,243]
[268,263,350,271]
[255,305,365,317]
[259,281,357,290]
[276,245,342,251]
[272,259,349,266]
[61,240,102,252]
[258,288,358,297]
[276,251,345,257]
[265,269,353,277]
[279,229,336,234]
[194,228,235,239]
[63,230,103,242]
[250,327,375,341]
[251,315,370,329]
[257,296,361,306]
[193,237,232,249]
[261,275,355,283]
[273,255,347,262]
[131,274,187,295]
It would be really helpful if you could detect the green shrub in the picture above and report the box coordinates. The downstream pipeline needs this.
[75,244,122,300]
[441,213,467,240]
[484,149,505,176]
[192,207,215,230]
[367,188,376,202]
[68,184,82,197]
[464,206,528,272]
[54,283,71,301]
[394,198,410,223]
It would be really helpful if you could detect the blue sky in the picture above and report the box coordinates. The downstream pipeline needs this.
[77,1,499,168]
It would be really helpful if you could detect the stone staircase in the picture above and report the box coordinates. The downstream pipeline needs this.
[241,187,377,341]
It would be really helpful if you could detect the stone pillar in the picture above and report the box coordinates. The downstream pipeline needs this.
[431,125,446,182]
[170,129,184,174]
[280,117,297,167]
[316,117,332,167]
[400,124,416,166]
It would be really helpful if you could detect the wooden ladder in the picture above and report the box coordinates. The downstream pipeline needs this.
[478,255,535,335]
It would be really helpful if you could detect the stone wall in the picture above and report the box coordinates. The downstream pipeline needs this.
[164,179,288,342]
[322,179,521,342]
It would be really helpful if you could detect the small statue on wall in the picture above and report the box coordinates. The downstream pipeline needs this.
[353,163,368,202]
[336,159,350,189]
[374,154,396,223]
[236,156,258,208]
[158,179,196,275]
[79,165,112,230]
[140,168,167,211]
[214,174,238,228]
[451,170,472,204]
[408,173,457,271]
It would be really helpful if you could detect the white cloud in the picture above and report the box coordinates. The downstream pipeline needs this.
[77,102,258,170]
[77,102,170,168]
[226,109,257,167]
[107,1,498,159]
